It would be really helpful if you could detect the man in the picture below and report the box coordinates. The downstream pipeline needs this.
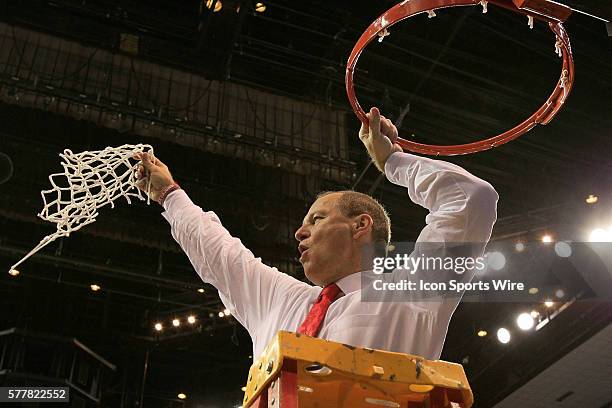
[135,107,498,360]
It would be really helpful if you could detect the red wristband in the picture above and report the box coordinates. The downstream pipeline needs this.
[158,182,181,206]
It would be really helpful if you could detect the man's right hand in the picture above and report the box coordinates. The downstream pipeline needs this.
[133,152,176,204]
[359,107,403,173]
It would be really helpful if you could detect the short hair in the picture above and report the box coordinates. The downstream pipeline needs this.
[317,190,391,244]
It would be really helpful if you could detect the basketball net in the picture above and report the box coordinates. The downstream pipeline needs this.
[9,144,154,274]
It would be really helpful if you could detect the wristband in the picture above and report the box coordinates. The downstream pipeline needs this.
[158,182,181,206]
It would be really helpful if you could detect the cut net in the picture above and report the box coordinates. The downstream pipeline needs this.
[9,144,154,273]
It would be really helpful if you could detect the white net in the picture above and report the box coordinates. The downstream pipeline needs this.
[9,144,154,273]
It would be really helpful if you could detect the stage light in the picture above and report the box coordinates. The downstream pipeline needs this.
[187,315,196,324]
[177,393,187,400]
[241,386,247,392]
[255,2,266,12]
[8,269,20,277]
[223,308,231,316]
[218,311,224,318]
[172,318,180,327]
[477,330,487,337]
[530,310,539,319]
[516,313,534,330]
[154,322,163,331]
[197,288,205,293]
[541,235,553,243]
[205,0,222,12]
[497,328,511,344]
[515,242,525,252]
[555,289,565,299]
[585,194,598,204]
[528,287,539,295]
[589,228,612,242]
[90,284,101,292]
[544,300,554,307]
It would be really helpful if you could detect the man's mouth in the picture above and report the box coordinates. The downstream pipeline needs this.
[298,244,309,256]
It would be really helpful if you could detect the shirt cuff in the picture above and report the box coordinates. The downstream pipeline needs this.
[161,189,193,222]
[384,151,416,180]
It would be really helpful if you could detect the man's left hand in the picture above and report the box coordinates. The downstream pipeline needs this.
[359,107,403,172]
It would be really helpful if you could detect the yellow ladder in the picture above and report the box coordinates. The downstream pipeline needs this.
[243,331,473,408]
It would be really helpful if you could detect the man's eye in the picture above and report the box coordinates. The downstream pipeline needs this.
[313,216,323,223]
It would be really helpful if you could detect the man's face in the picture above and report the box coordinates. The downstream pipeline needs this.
[294,193,355,286]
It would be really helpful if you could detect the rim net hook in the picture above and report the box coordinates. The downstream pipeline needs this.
[377,28,390,42]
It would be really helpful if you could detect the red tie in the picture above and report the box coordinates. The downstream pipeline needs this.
[297,283,342,337]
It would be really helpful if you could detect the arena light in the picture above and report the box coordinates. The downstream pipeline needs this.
[154,322,163,332]
[589,228,612,242]
[205,0,222,12]
[554,241,572,257]
[241,386,247,392]
[485,251,506,270]
[528,287,539,295]
[8,269,20,277]
[477,330,487,337]
[177,393,187,400]
[172,318,180,327]
[90,284,101,292]
[197,288,205,293]
[218,311,224,318]
[187,315,196,324]
[541,234,553,243]
[497,328,511,344]
[255,2,266,13]
[555,289,565,299]
[530,310,539,318]
[544,300,554,307]
[585,194,598,204]
[515,242,525,252]
[516,313,535,330]
[223,308,231,316]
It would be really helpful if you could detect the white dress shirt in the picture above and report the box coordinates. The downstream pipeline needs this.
[161,152,498,360]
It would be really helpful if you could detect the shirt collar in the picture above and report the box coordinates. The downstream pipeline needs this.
[335,272,363,295]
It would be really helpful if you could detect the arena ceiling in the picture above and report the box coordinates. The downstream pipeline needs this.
[1,0,611,407]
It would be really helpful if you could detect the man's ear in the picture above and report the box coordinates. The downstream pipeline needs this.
[353,214,373,240]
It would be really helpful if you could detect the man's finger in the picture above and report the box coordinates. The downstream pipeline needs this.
[391,122,398,141]
[359,122,369,140]
[379,116,392,137]
[386,118,398,142]
[135,177,149,191]
[139,152,157,172]
[369,107,381,138]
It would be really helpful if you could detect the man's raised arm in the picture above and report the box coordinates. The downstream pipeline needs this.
[359,107,498,245]
[133,153,310,335]
[359,108,498,309]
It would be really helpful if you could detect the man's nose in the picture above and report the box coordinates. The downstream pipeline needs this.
[295,225,310,242]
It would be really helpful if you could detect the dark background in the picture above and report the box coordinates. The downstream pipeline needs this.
[1,0,611,407]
